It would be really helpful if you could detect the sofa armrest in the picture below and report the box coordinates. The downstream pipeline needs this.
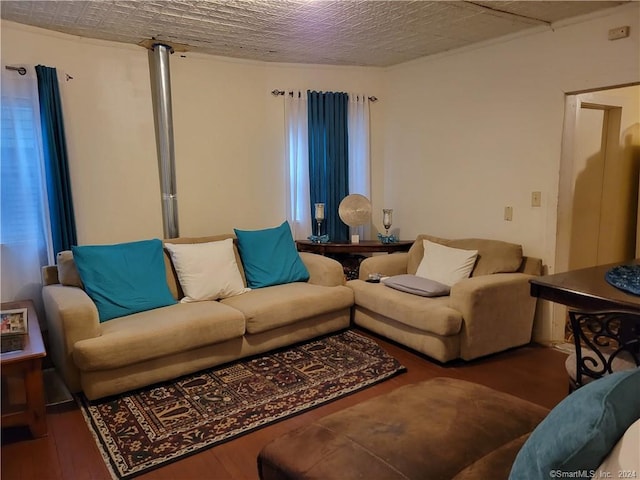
[358,253,409,280]
[449,273,537,360]
[42,284,101,392]
[299,252,346,286]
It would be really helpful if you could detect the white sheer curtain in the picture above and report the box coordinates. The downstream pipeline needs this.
[284,90,372,240]
[0,69,53,315]
[284,90,311,240]
[348,93,371,239]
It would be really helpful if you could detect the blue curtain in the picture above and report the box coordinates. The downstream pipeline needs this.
[307,91,349,243]
[36,65,77,254]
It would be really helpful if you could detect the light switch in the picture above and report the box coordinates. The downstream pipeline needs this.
[504,206,513,221]
[531,191,541,207]
[608,26,630,40]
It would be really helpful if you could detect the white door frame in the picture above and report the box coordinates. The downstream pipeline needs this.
[553,88,630,342]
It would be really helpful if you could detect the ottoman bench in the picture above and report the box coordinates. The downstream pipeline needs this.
[257,377,549,480]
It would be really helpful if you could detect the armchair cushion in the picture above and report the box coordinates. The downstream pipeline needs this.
[408,235,523,277]
[415,240,478,286]
[348,280,462,336]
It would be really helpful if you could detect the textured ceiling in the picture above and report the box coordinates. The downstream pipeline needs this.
[0,1,629,67]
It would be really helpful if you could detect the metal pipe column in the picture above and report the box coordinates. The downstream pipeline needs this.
[150,43,179,238]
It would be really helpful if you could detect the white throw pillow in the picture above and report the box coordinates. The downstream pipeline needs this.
[164,239,250,302]
[415,240,478,287]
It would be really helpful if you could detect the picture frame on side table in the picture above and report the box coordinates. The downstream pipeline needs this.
[1,307,28,353]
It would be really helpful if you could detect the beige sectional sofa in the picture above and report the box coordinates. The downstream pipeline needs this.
[42,234,353,400]
[348,234,542,362]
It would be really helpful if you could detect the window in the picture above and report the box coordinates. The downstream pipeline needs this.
[0,70,53,304]
[284,90,371,241]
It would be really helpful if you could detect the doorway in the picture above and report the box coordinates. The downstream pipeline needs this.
[554,84,640,343]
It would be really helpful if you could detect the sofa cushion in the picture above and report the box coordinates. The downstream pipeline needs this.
[234,221,310,289]
[163,234,245,299]
[72,239,177,322]
[382,274,450,297]
[221,283,353,334]
[349,280,463,336]
[72,301,246,371]
[57,250,84,288]
[164,239,249,302]
[509,368,640,479]
[407,235,523,277]
[416,240,478,286]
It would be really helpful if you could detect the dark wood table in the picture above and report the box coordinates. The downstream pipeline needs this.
[529,260,640,312]
[296,240,414,255]
[296,240,413,279]
[1,299,47,437]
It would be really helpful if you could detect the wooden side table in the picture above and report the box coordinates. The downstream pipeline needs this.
[296,240,414,279]
[1,299,47,437]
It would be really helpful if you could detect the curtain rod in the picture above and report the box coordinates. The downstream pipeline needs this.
[5,65,27,75]
[4,65,74,81]
[271,89,378,102]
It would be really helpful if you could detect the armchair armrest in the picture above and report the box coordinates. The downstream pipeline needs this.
[42,284,101,392]
[518,256,543,276]
[358,253,409,280]
[449,273,537,360]
[299,252,346,286]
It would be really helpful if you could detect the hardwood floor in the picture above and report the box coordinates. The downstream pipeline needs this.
[1,329,569,480]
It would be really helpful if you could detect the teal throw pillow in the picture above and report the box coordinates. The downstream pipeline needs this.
[509,368,640,480]
[234,221,310,288]
[72,239,177,322]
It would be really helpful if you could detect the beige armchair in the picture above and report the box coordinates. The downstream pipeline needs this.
[348,235,542,362]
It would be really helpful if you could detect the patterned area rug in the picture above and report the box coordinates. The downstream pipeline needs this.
[78,329,406,479]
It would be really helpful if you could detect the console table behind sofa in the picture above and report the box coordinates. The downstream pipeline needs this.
[296,240,413,279]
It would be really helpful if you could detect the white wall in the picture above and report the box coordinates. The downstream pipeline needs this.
[0,21,384,243]
[1,23,162,245]
[381,4,639,342]
[382,4,639,261]
[169,54,383,236]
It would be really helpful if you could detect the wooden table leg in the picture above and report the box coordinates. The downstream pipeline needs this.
[24,359,47,437]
